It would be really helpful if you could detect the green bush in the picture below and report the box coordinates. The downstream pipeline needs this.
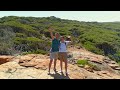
[117,61,120,66]
[83,41,103,55]
[1,16,120,62]
[77,59,100,71]
[33,49,48,55]
[16,33,27,38]
[77,60,88,66]
[22,50,47,55]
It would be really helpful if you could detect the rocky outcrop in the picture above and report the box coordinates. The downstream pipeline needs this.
[0,47,120,79]
[103,57,120,70]
[0,56,14,64]
[68,47,120,74]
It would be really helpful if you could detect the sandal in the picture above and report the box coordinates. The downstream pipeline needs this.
[65,72,69,76]
[54,68,57,72]
[48,71,50,75]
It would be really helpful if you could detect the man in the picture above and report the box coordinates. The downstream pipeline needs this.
[48,27,60,74]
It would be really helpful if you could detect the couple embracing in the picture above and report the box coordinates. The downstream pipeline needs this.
[48,27,71,75]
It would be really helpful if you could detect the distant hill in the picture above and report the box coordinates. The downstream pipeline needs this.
[0,16,120,62]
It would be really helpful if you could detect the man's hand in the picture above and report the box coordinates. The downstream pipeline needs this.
[48,27,54,32]
[48,27,54,40]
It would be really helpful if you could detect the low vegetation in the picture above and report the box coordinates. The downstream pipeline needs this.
[77,60,101,71]
[0,16,120,62]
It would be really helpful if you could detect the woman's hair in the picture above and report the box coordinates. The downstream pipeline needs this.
[60,36,65,41]
[61,36,64,38]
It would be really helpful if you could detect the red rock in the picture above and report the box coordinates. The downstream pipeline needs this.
[89,59,102,64]
[110,61,117,64]
[19,62,38,67]
[0,56,14,64]
[108,64,119,69]
[114,67,120,70]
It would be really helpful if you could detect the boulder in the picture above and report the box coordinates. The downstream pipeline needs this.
[110,61,117,64]
[84,65,93,72]
[89,59,102,64]
[104,60,111,63]
[108,64,119,69]
[114,67,120,70]
[19,62,38,67]
[67,53,73,58]
[0,56,14,64]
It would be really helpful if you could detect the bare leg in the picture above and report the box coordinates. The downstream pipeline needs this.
[48,59,53,73]
[65,59,68,74]
[54,59,57,71]
[60,59,63,72]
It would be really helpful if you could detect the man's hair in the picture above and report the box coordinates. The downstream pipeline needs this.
[55,32,60,36]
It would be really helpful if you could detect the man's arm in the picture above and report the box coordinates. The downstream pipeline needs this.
[49,27,54,40]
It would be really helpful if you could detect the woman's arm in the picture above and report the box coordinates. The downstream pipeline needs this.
[65,41,72,46]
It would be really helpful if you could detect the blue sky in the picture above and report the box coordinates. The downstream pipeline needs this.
[0,11,120,22]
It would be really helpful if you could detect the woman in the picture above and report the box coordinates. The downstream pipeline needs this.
[59,36,71,75]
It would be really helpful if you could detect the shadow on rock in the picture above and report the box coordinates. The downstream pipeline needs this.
[48,72,70,79]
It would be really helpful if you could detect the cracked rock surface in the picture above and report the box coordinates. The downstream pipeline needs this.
[0,47,120,79]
